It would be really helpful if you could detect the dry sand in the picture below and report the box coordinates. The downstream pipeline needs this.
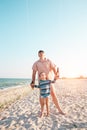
[0,79,87,130]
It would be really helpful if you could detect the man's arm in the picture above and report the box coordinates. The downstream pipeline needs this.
[30,69,37,88]
[31,69,36,83]
[49,59,59,79]
[53,66,59,80]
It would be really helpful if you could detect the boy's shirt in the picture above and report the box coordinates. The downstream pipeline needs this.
[35,80,55,98]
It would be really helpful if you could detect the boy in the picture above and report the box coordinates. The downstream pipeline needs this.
[33,72,56,117]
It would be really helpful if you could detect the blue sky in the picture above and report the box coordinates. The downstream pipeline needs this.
[0,0,87,78]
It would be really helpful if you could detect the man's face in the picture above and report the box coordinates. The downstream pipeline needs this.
[38,52,45,58]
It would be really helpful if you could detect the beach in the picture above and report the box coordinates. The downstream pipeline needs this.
[0,79,87,130]
[0,86,32,111]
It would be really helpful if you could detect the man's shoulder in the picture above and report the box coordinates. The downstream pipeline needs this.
[46,58,51,62]
[33,60,40,65]
[46,58,53,63]
[33,59,52,65]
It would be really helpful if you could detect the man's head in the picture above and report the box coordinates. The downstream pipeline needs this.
[38,50,45,59]
[38,50,44,53]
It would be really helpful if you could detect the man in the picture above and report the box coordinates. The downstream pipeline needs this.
[30,50,65,115]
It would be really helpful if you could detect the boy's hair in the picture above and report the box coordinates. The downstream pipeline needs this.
[38,50,44,53]
[39,72,45,77]
[39,72,48,80]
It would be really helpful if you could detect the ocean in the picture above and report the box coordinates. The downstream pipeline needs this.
[0,78,31,90]
[0,78,87,90]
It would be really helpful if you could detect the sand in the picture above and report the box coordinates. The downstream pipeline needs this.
[0,79,87,130]
[0,86,32,111]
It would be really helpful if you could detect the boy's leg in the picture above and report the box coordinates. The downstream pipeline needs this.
[50,84,65,115]
[46,97,49,116]
[39,97,44,117]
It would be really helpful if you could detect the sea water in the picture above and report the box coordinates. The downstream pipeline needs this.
[0,78,31,90]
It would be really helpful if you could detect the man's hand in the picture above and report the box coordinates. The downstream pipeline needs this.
[54,75,59,80]
[55,67,59,80]
[54,72,59,80]
[30,81,35,89]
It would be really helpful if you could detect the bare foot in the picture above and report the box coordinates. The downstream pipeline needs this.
[46,111,50,116]
[39,112,44,118]
[59,111,65,115]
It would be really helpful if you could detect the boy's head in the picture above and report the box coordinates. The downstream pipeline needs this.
[39,72,46,80]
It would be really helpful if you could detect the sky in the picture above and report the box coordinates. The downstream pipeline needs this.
[0,0,87,78]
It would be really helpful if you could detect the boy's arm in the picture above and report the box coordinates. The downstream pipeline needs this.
[48,79,56,84]
[50,79,56,83]
[34,85,40,88]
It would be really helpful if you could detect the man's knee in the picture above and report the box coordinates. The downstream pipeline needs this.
[50,86,56,97]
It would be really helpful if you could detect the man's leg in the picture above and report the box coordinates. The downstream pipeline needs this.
[50,85,65,115]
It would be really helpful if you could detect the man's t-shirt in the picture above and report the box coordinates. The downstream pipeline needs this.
[32,58,56,80]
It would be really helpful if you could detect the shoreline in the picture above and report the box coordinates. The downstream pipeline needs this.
[0,84,28,92]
